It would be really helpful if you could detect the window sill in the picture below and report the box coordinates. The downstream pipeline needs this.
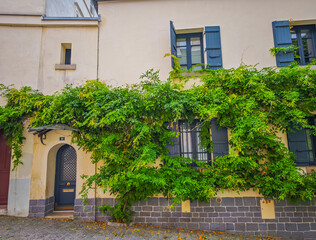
[180,71,207,77]
[55,64,76,70]
[306,166,316,173]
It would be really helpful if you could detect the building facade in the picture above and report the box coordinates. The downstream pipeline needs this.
[0,0,316,239]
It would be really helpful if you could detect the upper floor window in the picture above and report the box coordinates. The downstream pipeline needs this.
[170,21,223,70]
[291,25,316,65]
[272,21,316,67]
[176,33,204,70]
[287,116,316,166]
[61,43,72,65]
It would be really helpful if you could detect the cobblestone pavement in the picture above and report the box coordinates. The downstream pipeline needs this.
[0,216,279,240]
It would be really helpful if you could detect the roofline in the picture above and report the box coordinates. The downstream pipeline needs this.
[42,15,101,22]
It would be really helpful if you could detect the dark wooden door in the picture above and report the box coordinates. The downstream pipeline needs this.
[54,145,77,210]
[0,130,11,205]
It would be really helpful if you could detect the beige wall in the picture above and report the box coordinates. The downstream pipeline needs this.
[29,130,96,200]
[0,26,42,90]
[0,19,98,94]
[98,0,316,86]
[39,26,98,94]
[0,0,45,15]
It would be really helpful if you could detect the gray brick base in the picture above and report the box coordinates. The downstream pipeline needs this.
[74,198,96,221]
[74,197,316,239]
[29,196,54,218]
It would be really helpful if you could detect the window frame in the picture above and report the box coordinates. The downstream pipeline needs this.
[176,32,204,70]
[307,116,316,166]
[291,25,316,65]
[178,120,211,165]
[287,116,316,166]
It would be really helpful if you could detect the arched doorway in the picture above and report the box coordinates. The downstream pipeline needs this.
[54,144,77,210]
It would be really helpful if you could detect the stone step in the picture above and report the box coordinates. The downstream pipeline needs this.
[45,210,74,220]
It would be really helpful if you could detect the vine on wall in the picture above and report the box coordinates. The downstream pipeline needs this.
[0,63,315,223]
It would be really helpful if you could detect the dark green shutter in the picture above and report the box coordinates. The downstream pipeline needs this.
[170,21,177,68]
[166,122,180,157]
[287,126,311,166]
[211,118,228,158]
[272,21,294,67]
[205,26,222,70]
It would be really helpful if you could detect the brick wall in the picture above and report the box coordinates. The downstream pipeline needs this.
[85,197,316,240]
[28,196,54,218]
[30,196,315,239]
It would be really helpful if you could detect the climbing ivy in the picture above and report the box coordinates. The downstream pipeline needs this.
[0,63,315,223]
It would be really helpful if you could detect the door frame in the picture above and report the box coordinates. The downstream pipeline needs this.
[54,144,77,210]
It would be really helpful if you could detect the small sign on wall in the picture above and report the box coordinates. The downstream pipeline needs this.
[260,199,275,219]
[60,137,65,141]
[182,200,191,213]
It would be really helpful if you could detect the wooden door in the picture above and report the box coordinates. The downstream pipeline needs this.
[0,130,11,205]
[54,145,77,210]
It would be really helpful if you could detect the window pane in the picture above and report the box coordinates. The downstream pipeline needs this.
[181,65,188,70]
[191,45,202,65]
[301,29,316,62]
[190,37,200,45]
[176,38,186,47]
[291,37,301,63]
[180,123,192,158]
[306,129,314,161]
[177,47,187,65]
[179,121,210,163]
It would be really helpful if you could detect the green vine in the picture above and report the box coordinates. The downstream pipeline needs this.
[0,62,315,223]
[269,45,299,57]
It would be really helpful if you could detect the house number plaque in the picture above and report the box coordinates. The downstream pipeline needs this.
[62,189,74,193]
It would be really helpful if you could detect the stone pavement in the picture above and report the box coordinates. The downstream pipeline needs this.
[0,216,279,240]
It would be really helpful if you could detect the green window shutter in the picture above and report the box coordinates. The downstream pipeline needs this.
[211,118,228,158]
[204,26,223,69]
[272,21,294,67]
[287,126,311,166]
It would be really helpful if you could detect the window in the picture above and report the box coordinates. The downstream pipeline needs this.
[167,119,229,165]
[55,43,76,70]
[179,120,210,163]
[291,25,316,65]
[170,21,223,70]
[287,116,316,166]
[176,33,204,70]
[61,43,72,65]
[272,21,316,66]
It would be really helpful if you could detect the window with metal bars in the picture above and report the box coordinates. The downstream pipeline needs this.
[166,119,229,166]
[179,120,211,164]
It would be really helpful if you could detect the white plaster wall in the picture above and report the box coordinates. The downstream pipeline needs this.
[0,0,45,15]
[98,0,316,86]
[0,26,42,90]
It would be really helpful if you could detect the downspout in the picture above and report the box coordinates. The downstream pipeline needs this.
[97,14,101,80]
[95,160,97,220]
